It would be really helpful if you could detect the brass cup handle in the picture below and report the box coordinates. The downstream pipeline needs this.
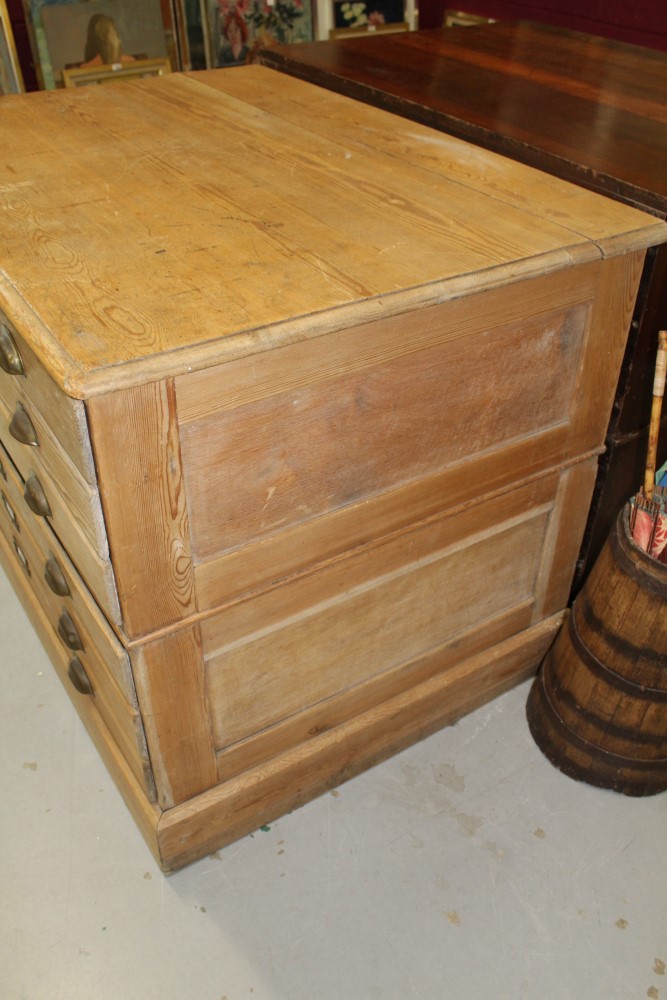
[57,610,84,651]
[67,656,93,696]
[0,324,25,376]
[44,555,71,597]
[9,404,38,447]
[24,472,52,518]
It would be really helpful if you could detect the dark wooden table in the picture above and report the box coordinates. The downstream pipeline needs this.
[261,21,667,591]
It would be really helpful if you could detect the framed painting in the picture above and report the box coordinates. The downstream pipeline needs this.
[23,0,175,88]
[332,0,403,31]
[203,0,313,68]
[0,0,24,92]
[172,0,208,69]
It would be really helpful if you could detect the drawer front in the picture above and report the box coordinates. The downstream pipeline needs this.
[0,397,121,626]
[0,526,155,801]
[0,388,107,557]
[0,310,96,483]
[0,445,132,700]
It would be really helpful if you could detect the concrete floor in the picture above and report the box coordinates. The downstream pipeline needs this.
[1,561,665,1000]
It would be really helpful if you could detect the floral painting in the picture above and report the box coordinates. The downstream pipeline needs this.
[333,0,403,30]
[204,0,312,67]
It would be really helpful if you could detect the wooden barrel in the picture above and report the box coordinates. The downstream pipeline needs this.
[527,505,667,796]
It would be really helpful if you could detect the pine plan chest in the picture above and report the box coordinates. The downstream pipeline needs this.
[0,66,665,870]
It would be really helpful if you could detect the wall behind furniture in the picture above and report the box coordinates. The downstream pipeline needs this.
[420,0,667,51]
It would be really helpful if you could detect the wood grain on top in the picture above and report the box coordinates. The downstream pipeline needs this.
[0,65,664,397]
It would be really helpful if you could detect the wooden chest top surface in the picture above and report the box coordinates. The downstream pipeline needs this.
[0,66,665,397]
[262,22,667,213]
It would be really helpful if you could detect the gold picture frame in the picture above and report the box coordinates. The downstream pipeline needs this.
[329,19,408,38]
[443,9,496,28]
[62,55,171,87]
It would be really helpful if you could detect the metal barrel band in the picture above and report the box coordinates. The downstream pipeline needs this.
[537,671,667,771]
[577,596,667,670]
[570,605,667,701]
[542,649,667,749]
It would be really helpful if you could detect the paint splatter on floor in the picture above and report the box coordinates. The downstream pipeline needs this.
[432,762,466,793]
[456,812,482,836]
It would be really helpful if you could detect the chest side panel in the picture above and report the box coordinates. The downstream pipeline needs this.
[177,260,625,612]
[203,480,554,751]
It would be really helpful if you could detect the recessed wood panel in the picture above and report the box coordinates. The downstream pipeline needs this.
[205,502,550,749]
[181,301,587,562]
